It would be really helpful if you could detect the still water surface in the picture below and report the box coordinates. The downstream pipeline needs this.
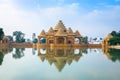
[0,47,120,80]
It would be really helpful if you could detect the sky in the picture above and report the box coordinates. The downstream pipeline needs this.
[0,0,120,39]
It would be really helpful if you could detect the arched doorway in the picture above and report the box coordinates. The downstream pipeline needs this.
[57,37,64,44]
[74,38,80,44]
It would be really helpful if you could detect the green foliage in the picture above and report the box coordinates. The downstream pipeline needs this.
[33,38,38,44]
[111,31,120,37]
[0,52,4,65]
[12,48,25,59]
[7,35,13,42]
[82,36,88,44]
[0,28,4,40]
[109,37,120,45]
[108,49,120,62]
[109,31,120,45]
[13,31,25,43]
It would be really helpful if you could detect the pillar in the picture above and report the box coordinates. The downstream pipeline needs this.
[64,37,67,44]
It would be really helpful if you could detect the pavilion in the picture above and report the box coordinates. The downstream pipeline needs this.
[37,20,82,47]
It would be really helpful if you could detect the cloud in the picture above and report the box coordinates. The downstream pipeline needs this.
[0,1,80,38]
[0,0,120,39]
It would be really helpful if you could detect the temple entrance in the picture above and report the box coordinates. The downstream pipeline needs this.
[68,41,71,44]
[57,37,64,44]
[48,40,54,44]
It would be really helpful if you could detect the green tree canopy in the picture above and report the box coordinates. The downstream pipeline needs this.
[109,31,120,45]
[82,36,88,44]
[13,31,25,43]
[0,28,4,40]
[7,35,13,42]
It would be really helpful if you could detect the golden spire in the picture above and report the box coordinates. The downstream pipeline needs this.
[47,27,54,35]
[48,27,54,33]
[54,20,66,30]
[67,27,73,33]
[40,30,46,36]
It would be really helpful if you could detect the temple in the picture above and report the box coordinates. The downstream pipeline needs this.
[37,20,82,47]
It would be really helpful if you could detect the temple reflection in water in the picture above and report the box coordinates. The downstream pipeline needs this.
[37,47,86,72]
[0,47,120,72]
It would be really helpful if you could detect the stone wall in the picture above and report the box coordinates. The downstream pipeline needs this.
[10,43,33,48]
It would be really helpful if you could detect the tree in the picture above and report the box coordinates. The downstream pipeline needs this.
[12,48,25,59]
[109,31,120,45]
[82,36,88,44]
[0,52,4,65]
[7,35,13,42]
[111,31,117,36]
[109,37,120,45]
[0,28,4,41]
[108,49,120,62]
[13,31,25,43]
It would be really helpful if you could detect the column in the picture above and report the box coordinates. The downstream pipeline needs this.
[64,37,66,44]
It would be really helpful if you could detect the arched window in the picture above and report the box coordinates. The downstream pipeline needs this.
[74,38,80,44]
[40,38,46,44]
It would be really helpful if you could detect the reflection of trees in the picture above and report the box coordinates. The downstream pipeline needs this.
[32,48,37,55]
[0,52,4,65]
[82,48,88,54]
[108,49,120,62]
[8,48,13,53]
[12,48,25,59]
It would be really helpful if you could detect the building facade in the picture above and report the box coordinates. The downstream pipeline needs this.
[38,20,82,46]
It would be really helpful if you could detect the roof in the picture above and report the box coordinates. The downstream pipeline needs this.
[74,30,82,37]
[67,27,73,33]
[40,30,46,36]
[55,28,67,36]
[103,33,113,41]
[54,20,66,30]
[106,33,113,39]
[67,27,75,36]
[47,27,54,35]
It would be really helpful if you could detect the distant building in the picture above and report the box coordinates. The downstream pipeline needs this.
[2,36,9,44]
[102,33,113,47]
